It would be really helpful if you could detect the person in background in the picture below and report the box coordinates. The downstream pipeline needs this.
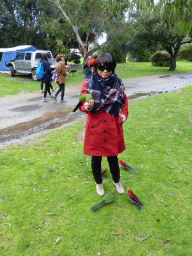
[79,53,128,196]
[53,54,67,103]
[40,54,53,102]
[82,56,92,79]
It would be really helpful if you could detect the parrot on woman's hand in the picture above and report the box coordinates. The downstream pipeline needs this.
[127,190,143,210]
[72,94,93,112]
[91,190,116,212]
[119,160,137,174]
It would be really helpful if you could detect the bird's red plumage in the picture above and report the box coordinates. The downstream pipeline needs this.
[127,190,142,210]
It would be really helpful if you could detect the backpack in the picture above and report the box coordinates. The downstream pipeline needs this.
[36,62,45,79]
[52,68,59,83]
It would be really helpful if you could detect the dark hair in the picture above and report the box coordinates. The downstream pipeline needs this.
[95,53,116,72]
[56,54,63,62]
[41,54,48,62]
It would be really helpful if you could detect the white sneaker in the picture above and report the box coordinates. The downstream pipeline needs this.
[113,181,124,194]
[43,98,48,102]
[96,183,105,196]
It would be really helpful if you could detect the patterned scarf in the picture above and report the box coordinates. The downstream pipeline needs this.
[87,73,125,117]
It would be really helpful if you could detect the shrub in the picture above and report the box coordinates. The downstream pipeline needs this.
[150,51,170,66]
[178,44,192,62]
[133,47,151,62]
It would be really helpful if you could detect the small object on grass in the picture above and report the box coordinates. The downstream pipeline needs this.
[101,168,107,174]
[72,94,93,112]
[127,190,143,210]
[133,234,150,241]
[91,190,116,212]
[1,223,11,228]
[119,160,137,174]
[54,237,61,244]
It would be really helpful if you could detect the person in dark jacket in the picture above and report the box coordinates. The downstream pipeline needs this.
[82,57,92,79]
[40,54,53,102]
[79,53,128,196]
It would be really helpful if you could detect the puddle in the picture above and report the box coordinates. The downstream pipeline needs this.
[127,91,167,100]
[0,107,73,136]
[28,96,43,102]
[11,104,42,112]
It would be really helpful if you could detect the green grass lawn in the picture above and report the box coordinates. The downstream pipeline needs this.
[0,84,192,255]
[0,61,192,97]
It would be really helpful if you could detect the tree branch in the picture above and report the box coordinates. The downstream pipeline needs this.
[49,0,85,49]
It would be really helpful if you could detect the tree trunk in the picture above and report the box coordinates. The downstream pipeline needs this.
[169,55,176,71]
[167,39,182,71]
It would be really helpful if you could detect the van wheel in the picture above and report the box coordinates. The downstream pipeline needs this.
[9,66,15,77]
[32,70,39,81]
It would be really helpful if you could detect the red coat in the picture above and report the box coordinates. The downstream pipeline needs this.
[79,79,128,156]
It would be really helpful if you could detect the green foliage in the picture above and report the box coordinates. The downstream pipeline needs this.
[56,39,71,63]
[69,53,81,64]
[0,0,47,48]
[178,44,192,62]
[150,51,171,67]
[131,47,151,62]
[134,0,192,36]
[0,85,192,255]
[100,23,132,63]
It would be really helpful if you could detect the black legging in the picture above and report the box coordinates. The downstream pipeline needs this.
[44,81,51,98]
[41,81,53,91]
[55,83,65,100]
[91,156,120,184]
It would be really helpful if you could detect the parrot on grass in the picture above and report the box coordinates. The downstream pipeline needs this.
[119,160,137,174]
[91,190,116,212]
[72,94,93,112]
[101,168,107,175]
[127,190,143,210]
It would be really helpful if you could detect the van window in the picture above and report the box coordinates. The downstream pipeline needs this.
[16,53,25,60]
[35,52,52,60]
[25,53,32,60]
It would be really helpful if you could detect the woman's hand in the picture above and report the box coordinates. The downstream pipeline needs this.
[119,113,126,122]
[84,99,94,111]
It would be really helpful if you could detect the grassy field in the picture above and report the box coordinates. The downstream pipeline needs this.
[0,61,192,97]
[0,79,192,255]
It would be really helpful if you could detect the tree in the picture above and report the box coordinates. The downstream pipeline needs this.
[0,0,22,47]
[130,0,192,70]
[131,16,192,70]
[135,0,192,36]
[0,0,48,49]
[100,23,132,63]
[46,0,128,60]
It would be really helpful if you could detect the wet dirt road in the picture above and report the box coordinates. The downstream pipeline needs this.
[0,72,192,148]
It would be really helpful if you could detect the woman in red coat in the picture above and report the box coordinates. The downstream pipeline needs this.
[79,53,128,196]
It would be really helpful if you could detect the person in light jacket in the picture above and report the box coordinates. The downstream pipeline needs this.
[53,54,67,103]
[79,53,128,196]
